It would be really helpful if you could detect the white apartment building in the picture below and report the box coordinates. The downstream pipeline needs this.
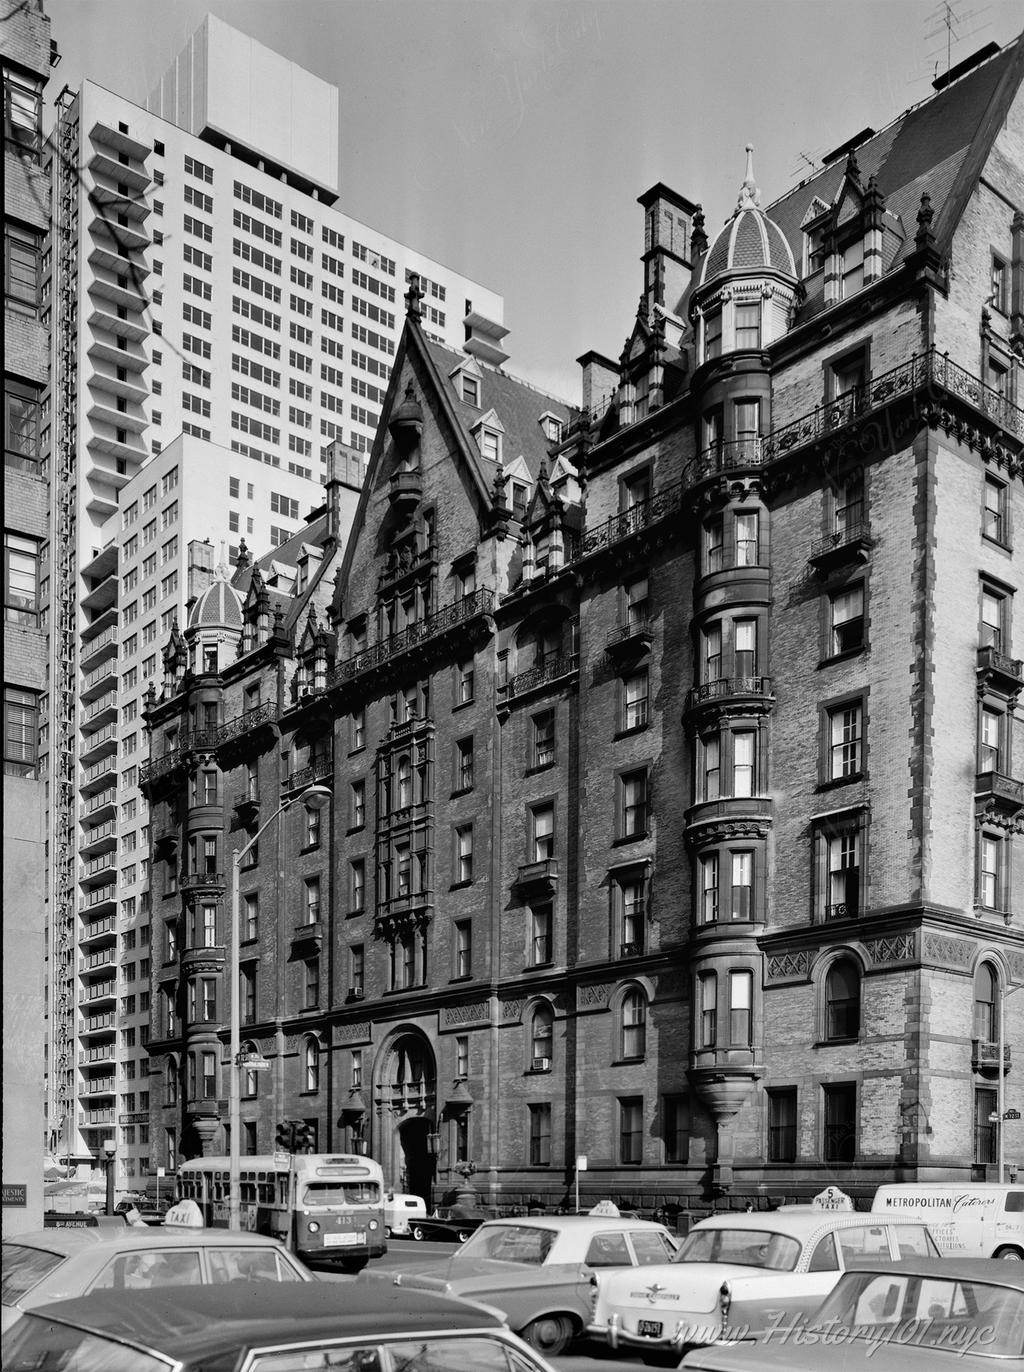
[76,434,364,1187]
[46,13,504,1190]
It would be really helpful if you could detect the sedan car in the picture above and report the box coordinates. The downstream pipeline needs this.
[0,1227,309,1332]
[679,1258,1024,1370]
[409,1202,495,1243]
[393,1210,679,1356]
[587,1206,940,1359]
[1,1280,560,1372]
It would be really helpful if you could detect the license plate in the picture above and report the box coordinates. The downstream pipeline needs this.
[323,1231,363,1247]
[638,1320,663,1338]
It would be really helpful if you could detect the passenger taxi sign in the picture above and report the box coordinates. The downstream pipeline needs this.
[588,1199,621,1217]
[163,1198,204,1228]
[812,1186,853,1211]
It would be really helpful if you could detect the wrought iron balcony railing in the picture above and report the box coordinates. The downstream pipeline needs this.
[505,653,579,699]
[686,676,773,711]
[330,589,494,688]
[579,487,684,559]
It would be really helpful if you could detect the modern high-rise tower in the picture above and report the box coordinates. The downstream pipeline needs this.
[41,12,504,1194]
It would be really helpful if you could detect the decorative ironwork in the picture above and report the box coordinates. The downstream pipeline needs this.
[282,755,333,794]
[179,870,225,891]
[139,750,183,786]
[515,858,558,892]
[972,1039,1011,1073]
[329,589,494,688]
[505,653,578,699]
[686,676,773,710]
[976,770,1024,809]
[216,700,280,746]
[825,902,852,921]
[977,644,1024,693]
[686,437,766,484]
[808,521,873,568]
[579,488,683,559]
[620,940,644,958]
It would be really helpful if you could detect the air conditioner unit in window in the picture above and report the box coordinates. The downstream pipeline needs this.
[532,1056,551,1072]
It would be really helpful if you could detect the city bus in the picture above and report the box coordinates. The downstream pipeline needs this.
[176,1153,387,1270]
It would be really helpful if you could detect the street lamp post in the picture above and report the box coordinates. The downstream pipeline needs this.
[997,980,1024,1184]
[102,1138,116,1215]
[228,783,331,1231]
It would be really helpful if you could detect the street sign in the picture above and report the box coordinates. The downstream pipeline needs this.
[576,1154,588,1171]
[274,1151,290,1167]
[1005,1109,1022,1120]
[238,1053,270,1070]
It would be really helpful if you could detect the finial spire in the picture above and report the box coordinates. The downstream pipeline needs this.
[404,272,424,322]
[737,144,760,211]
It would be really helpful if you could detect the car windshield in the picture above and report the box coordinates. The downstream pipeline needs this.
[301,1181,380,1205]
[251,1336,526,1371]
[457,1224,557,1265]
[0,1243,65,1304]
[4,1317,170,1372]
[811,1271,1024,1358]
[675,1227,801,1271]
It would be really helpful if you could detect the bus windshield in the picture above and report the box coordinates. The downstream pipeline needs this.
[301,1181,381,1206]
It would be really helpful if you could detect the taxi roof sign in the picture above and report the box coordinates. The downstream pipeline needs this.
[812,1186,853,1211]
[588,1199,621,1217]
[163,1198,204,1228]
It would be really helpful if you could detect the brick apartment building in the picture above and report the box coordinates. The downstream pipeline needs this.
[144,34,1023,1212]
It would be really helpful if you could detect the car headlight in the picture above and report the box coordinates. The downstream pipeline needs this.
[368,1219,378,1230]
[308,1221,320,1233]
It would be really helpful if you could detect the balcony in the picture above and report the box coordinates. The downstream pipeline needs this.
[81,659,118,702]
[686,437,766,487]
[181,943,226,975]
[78,1044,114,1065]
[975,770,1024,819]
[503,653,579,701]
[88,239,150,280]
[824,901,856,921]
[89,120,150,163]
[79,1012,115,1035]
[977,644,1024,697]
[233,793,260,825]
[606,619,653,662]
[807,520,874,573]
[139,750,185,792]
[79,914,116,944]
[84,980,116,1004]
[79,820,117,856]
[79,948,115,974]
[179,870,225,893]
[514,858,558,896]
[330,590,495,690]
[685,676,774,716]
[87,147,150,194]
[87,302,149,345]
[388,468,423,510]
[87,394,148,434]
[79,754,117,794]
[579,486,684,561]
[79,852,116,887]
[83,1076,116,1097]
[78,722,118,766]
[80,624,119,667]
[216,701,280,755]
[83,692,118,725]
[80,884,116,913]
[283,754,333,795]
[972,1039,1011,1074]
[87,182,150,223]
[620,940,645,958]
[291,919,324,949]
[79,1109,115,1127]
[80,789,117,820]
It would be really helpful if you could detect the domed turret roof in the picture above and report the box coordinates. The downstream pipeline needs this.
[188,567,243,631]
[699,146,796,288]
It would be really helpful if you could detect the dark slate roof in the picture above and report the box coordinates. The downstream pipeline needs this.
[422,337,579,485]
[766,34,1023,310]
[187,576,243,630]
[700,205,796,286]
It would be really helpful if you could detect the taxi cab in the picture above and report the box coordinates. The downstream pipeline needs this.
[1,1281,560,1372]
[587,1187,940,1359]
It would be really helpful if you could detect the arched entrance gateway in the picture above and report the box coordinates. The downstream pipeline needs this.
[374,1029,437,1207]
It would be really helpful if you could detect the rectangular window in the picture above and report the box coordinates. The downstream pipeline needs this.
[244,893,258,942]
[699,853,719,924]
[702,734,720,801]
[456,661,474,706]
[975,1087,998,1165]
[530,905,552,966]
[620,769,649,838]
[984,477,1008,545]
[980,706,1003,775]
[991,254,1009,313]
[829,585,864,656]
[5,533,40,624]
[350,859,365,912]
[455,920,472,978]
[980,832,1003,910]
[734,512,758,566]
[840,239,864,297]
[623,669,649,731]
[767,1088,797,1163]
[828,702,863,779]
[532,710,555,768]
[455,737,474,791]
[5,379,42,470]
[729,969,752,1045]
[531,803,554,861]
[704,309,722,360]
[304,875,321,924]
[5,76,42,160]
[662,1095,690,1164]
[529,1103,552,1166]
[734,302,761,350]
[619,1097,643,1165]
[304,956,320,1009]
[350,945,365,997]
[351,779,365,829]
[704,624,722,682]
[981,586,1006,652]
[455,824,473,884]
[699,972,717,1047]
[5,687,38,776]
[618,874,646,955]
[826,826,861,919]
[731,850,753,920]
[733,731,755,797]
[5,223,41,313]
[822,1082,857,1163]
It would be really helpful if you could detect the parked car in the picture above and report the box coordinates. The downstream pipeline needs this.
[679,1257,1024,1370]
[410,1200,496,1243]
[0,1226,309,1333]
[392,1208,679,1355]
[1,1280,561,1372]
[587,1193,940,1360]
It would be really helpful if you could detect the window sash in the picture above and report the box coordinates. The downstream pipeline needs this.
[624,672,649,729]
[830,705,862,778]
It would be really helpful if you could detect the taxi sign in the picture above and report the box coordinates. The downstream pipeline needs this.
[588,1199,621,1217]
[163,1198,204,1228]
[812,1186,853,1211]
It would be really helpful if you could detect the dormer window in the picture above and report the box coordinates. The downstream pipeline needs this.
[840,239,864,298]
[804,223,826,276]
[539,412,563,444]
[480,427,500,461]
[461,375,480,406]
[511,481,529,520]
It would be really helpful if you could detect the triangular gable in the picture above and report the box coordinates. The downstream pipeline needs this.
[502,454,532,483]
[448,354,483,382]
[297,606,321,654]
[800,196,831,229]
[469,406,505,436]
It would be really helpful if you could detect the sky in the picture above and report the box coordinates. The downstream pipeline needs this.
[43,0,1024,401]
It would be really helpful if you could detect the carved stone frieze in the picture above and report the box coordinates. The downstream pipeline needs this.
[502,998,525,1022]
[443,1002,488,1026]
[922,933,973,968]
[866,933,916,965]
[578,983,612,1008]
[687,818,772,846]
[766,951,809,980]
[333,1020,371,1043]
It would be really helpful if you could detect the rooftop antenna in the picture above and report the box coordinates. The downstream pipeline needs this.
[788,150,821,181]
[924,0,989,84]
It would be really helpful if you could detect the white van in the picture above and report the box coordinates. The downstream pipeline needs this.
[384,1192,427,1237]
[871,1182,1024,1259]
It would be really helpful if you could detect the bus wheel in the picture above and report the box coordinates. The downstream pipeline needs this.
[995,1246,1024,1260]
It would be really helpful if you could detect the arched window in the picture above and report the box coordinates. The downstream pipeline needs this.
[165,1056,178,1106]
[530,1004,553,1070]
[974,962,999,1043]
[622,988,647,1060]
[304,1036,320,1092]
[242,1041,259,1098]
[824,959,861,1040]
